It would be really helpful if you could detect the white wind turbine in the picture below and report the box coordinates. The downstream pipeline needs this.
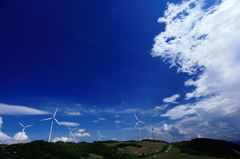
[67,126,77,141]
[97,130,104,141]
[18,122,33,143]
[41,108,61,142]
[149,123,155,140]
[134,113,144,141]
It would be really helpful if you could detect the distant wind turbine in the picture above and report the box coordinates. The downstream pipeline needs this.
[170,132,176,143]
[18,122,33,143]
[149,123,155,140]
[97,130,104,141]
[41,108,61,142]
[67,126,77,141]
[134,113,144,141]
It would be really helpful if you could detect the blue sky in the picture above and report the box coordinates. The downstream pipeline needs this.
[1,0,240,144]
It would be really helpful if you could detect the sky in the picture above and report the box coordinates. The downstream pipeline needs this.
[0,0,240,144]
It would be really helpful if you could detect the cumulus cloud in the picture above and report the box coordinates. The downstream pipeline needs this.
[59,122,80,126]
[71,128,91,138]
[0,117,31,144]
[0,132,30,144]
[72,132,91,138]
[76,129,86,133]
[0,103,50,115]
[152,0,240,140]
[163,94,180,103]
[52,136,78,143]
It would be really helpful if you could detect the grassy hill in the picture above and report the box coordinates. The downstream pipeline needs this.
[0,138,239,159]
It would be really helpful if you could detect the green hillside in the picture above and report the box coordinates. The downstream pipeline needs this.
[0,138,239,159]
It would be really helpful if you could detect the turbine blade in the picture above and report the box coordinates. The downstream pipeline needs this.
[134,122,138,128]
[54,118,61,126]
[134,113,138,120]
[67,126,71,130]
[139,121,144,124]
[98,130,100,136]
[53,108,58,117]
[149,123,152,128]
[25,125,33,128]
[41,117,52,121]
[18,122,24,127]
[72,128,77,130]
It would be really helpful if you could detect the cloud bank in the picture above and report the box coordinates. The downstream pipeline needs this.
[152,0,240,140]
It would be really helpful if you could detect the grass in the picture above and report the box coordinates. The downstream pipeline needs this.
[88,153,104,159]
[146,152,223,159]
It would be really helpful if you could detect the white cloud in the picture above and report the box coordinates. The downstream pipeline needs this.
[163,94,180,103]
[92,120,99,123]
[98,118,106,120]
[72,132,91,138]
[65,112,81,116]
[59,121,80,126]
[0,119,31,144]
[52,136,77,143]
[0,117,2,131]
[161,105,196,119]
[154,104,169,110]
[152,0,240,140]
[162,124,169,132]
[0,103,50,115]
[0,132,30,144]
[76,129,86,133]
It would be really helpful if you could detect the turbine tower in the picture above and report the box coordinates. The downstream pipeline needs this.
[170,133,176,143]
[97,130,104,141]
[18,122,33,143]
[41,108,61,142]
[67,126,77,141]
[149,123,155,140]
[134,113,144,141]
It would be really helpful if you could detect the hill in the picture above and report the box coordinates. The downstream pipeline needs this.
[174,138,240,159]
[0,138,239,159]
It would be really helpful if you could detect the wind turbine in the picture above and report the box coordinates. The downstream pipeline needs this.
[18,122,33,143]
[134,113,144,141]
[67,126,77,141]
[41,108,61,142]
[149,123,155,140]
[97,130,104,141]
[170,132,175,143]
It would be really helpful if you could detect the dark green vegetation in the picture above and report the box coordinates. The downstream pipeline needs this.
[0,138,240,159]
[174,138,240,159]
[0,140,137,159]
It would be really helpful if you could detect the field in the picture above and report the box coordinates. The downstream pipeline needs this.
[104,140,167,156]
